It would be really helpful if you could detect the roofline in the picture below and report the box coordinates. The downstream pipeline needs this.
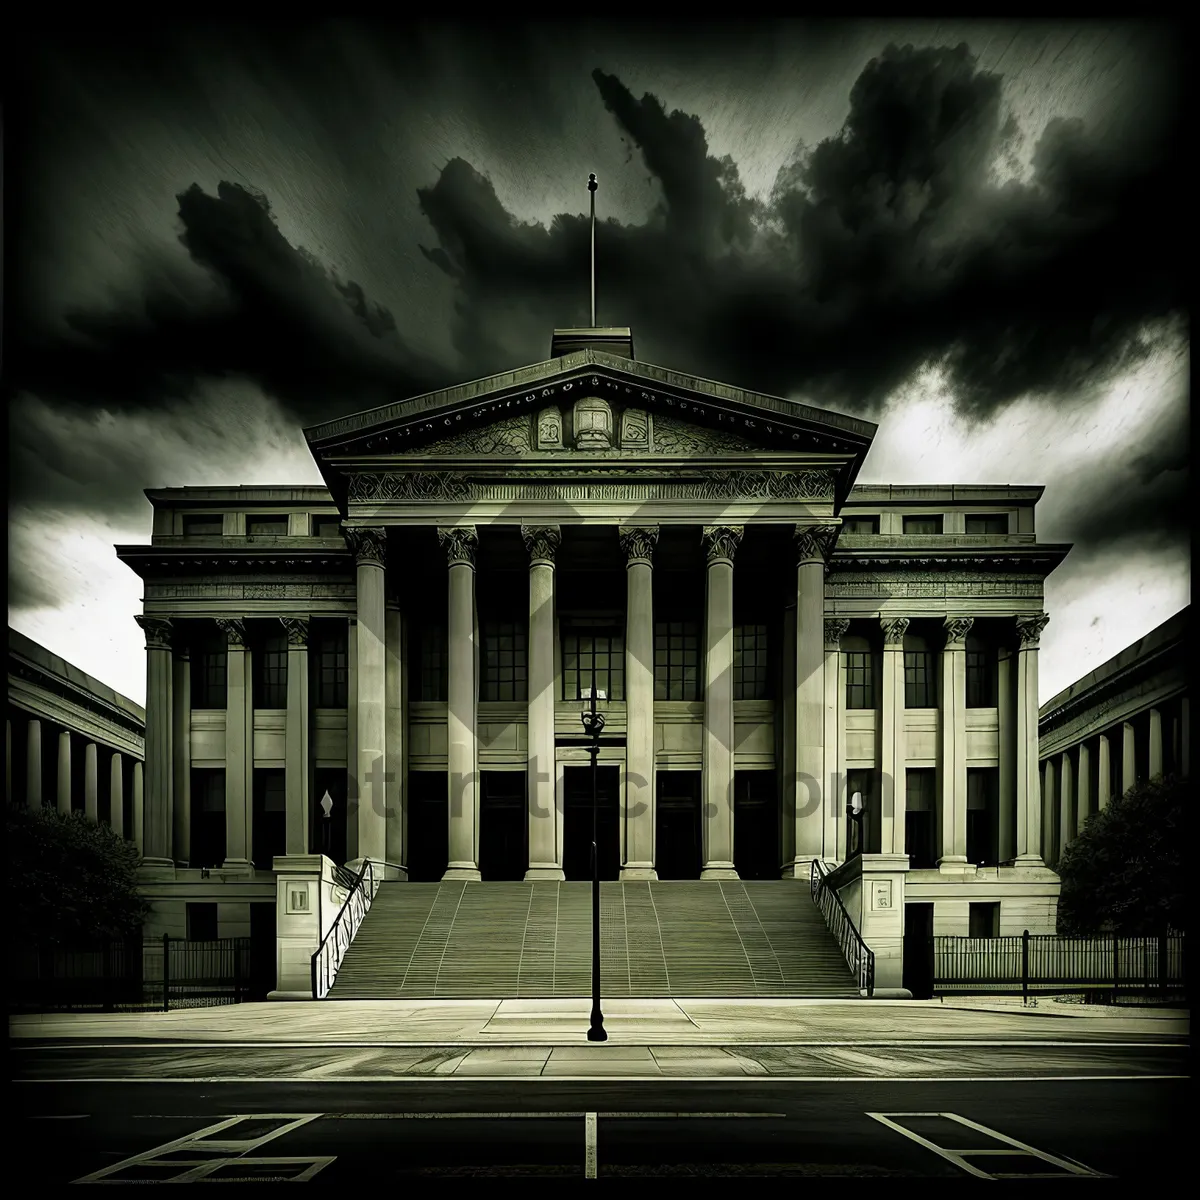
[9,627,146,722]
[144,486,335,504]
[846,484,1047,502]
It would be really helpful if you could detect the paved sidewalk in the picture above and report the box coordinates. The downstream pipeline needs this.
[9,997,1188,1046]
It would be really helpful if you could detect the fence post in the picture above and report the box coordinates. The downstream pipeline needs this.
[102,939,113,1013]
[1158,934,1168,996]
[163,933,170,1013]
[1022,930,1030,1005]
[1112,929,1119,1003]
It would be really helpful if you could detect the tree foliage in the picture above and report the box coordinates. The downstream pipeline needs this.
[7,806,149,945]
[1056,774,1185,937]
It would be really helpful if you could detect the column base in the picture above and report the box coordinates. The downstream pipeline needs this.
[1012,854,1047,868]
[700,863,740,880]
[137,858,177,882]
[620,865,659,881]
[937,856,972,874]
[378,862,408,882]
[524,864,566,881]
[220,857,256,877]
[442,864,482,882]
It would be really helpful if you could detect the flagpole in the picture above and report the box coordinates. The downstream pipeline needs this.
[588,172,597,328]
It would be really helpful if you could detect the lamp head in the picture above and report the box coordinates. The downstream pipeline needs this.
[849,790,864,817]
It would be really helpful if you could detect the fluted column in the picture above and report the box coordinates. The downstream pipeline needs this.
[824,618,850,861]
[1097,733,1112,811]
[1148,707,1163,779]
[347,528,388,869]
[172,643,191,865]
[1059,751,1074,857]
[1076,741,1092,834]
[439,526,481,881]
[110,752,124,838]
[281,617,311,856]
[1122,721,1136,795]
[1042,758,1057,865]
[57,730,72,815]
[524,525,565,881]
[879,618,910,855]
[132,761,144,855]
[1014,613,1049,865]
[215,618,251,871]
[939,617,972,868]
[701,525,742,879]
[135,615,174,870]
[84,742,99,822]
[26,718,42,810]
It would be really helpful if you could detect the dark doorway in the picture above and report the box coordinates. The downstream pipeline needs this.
[734,770,778,879]
[903,902,935,999]
[563,765,620,881]
[480,771,527,881]
[407,771,448,882]
[656,771,702,880]
[249,902,277,1001]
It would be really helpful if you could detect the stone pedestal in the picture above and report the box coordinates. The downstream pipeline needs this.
[837,853,911,997]
[269,853,339,1000]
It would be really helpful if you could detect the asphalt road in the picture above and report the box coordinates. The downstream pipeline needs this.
[14,1077,1187,1181]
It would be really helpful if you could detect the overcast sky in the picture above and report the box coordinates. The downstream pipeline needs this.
[6,19,1188,707]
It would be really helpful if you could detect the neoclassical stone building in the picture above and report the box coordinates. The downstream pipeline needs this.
[115,329,1070,983]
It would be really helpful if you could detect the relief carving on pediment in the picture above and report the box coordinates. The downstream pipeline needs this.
[650,414,759,454]
[536,406,563,450]
[619,407,650,450]
[573,395,613,449]
[422,413,531,455]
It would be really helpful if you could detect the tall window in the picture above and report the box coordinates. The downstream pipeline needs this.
[733,624,769,700]
[903,515,943,535]
[654,620,700,701]
[190,769,226,869]
[254,630,288,708]
[965,514,1008,535]
[418,619,448,702]
[967,768,998,866]
[965,636,996,708]
[182,515,223,536]
[247,515,289,536]
[313,625,348,708]
[253,769,287,870]
[844,637,876,709]
[904,640,937,708]
[842,516,879,535]
[905,768,937,868]
[563,627,625,701]
[482,619,527,701]
[191,627,227,709]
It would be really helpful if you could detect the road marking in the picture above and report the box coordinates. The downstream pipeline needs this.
[867,1111,1112,1179]
[29,1114,89,1119]
[332,1111,786,1119]
[299,1050,382,1078]
[72,1114,333,1184]
[585,1112,597,1178]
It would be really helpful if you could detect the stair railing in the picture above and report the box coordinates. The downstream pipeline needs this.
[810,858,875,997]
[311,858,376,999]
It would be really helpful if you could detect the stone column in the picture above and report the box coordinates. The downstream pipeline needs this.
[524,525,565,881]
[132,761,144,856]
[1122,721,1136,795]
[215,618,252,871]
[620,526,658,880]
[778,605,797,874]
[1042,758,1057,866]
[84,742,99,822]
[823,619,850,861]
[347,528,388,869]
[997,648,1015,862]
[938,617,973,868]
[281,617,311,856]
[135,615,175,871]
[1076,740,1092,834]
[26,718,42,810]
[1182,698,1191,778]
[346,618,358,860]
[172,642,191,865]
[57,730,72,815]
[1013,613,1049,865]
[1148,707,1163,779]
[700,525,742,879]
[439,527,481,881]
[879,618,910,856]
[1097,733,1112,811]
[384,602,406,878]
[793,526,837,865]
[1059,751,1074,856]
[110,752,124,838]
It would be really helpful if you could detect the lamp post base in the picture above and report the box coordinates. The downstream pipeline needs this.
[587,1019,608,1042]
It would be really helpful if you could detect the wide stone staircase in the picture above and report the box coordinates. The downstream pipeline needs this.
[327,880,860,999]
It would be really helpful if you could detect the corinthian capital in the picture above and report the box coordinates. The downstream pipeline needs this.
[437,525,478,567]
[943,616,975,647]
[521,525,561,565]
[619,525,659,565]
[1015,613,1050,647]
[135,615,173,650]
[214,618,247,648]
[345,526,387,567]
[280,617,310,647]
[880,616,911,645]
[702,525,743,565]
[824,617,851,649]
[794,523,841,566]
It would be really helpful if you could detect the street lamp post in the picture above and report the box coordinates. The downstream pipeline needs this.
[581,687,608,1042]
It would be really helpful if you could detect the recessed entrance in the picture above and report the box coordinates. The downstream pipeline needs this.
[563,765,620,881]
[407,771,448,883]
[479,771,527,881]
[656,770,702,880]
[734,770,779,880]
[903,902,935,999]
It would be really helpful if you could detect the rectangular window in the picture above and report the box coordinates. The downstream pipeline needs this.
[186,902,219,942]
[253,769,287,870]
[844,650,875,709]
[654,620,701,701]
[967,768,999,866]
[189,769,226,869]
[733,624,769,700]
[182,515,223,536]
[254,631,288,708]
[563,627,625,702]
[905,768,937,869]
[314,626,349,708]
[904,650,937,707]
[965,640,997,708]
[903,515,943,535]
[191,628,227,709]
[418,619,448,702]
[969,901,1000,938]
[482,619,528,702]
[965,514,1008,535]
[311,516,343,538]
[246,515,289,536]
[842,516,879,535]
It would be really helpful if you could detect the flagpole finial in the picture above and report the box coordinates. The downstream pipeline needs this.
[588,172,598,192]
[588,173,598,327]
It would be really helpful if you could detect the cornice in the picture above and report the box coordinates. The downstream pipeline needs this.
[115,545,353,581]
[830,548,1070,576]
[8,660,146,739]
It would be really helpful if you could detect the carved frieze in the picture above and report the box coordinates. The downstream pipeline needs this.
[824,617,851,649]
[619,525,660,564]
[344,527,387,567]
[135,615,173,651]
[702,525,744,565]
[215,617,248,648]
[880,617,911,644]
[521,525,561,564]
[349,472,473,502]
[437,526,478,567]
[795,524,841,565]
[280,617,310,647]
[943,616,975,646]
[1016,613,1050,647]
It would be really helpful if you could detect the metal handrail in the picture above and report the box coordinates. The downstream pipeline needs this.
[311,859,375,999]
[810,857,875,997]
